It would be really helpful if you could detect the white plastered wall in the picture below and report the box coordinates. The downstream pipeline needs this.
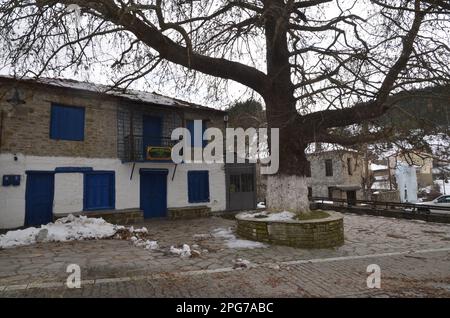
[0,153,226,229]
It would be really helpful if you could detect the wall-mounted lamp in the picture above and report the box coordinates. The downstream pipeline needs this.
[7,88,26,107]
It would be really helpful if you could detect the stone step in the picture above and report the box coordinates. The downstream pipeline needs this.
[167,206,211,220]
[53,208,144,225]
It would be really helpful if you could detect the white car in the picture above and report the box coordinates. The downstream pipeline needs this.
[415,195,450,213]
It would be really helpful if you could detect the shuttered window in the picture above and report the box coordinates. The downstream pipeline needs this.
[84,172,115,210]
[347,158,353,175]
[305,161,311,177]
[188,171,210,203]
[50,104,85,141]
[325,159,333,177]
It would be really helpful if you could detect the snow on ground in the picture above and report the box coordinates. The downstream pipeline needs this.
[233,258,251,269]
[0,215,156,250]
[212,227,267,249]
[170,244,191,258]
[131,236,159,250]
[0,215,122,248]
[257,202,266,208]
[239,211,296,221]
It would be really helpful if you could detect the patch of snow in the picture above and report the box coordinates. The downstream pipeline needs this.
[233,258,251,269]
[193,233,212,240]
[370,163,388,171]
[133,239,158,250]
[239,211,296,221]
[257,202,266,208]
[0,214,121,249]
[170,244,191,258]
[212,227,267,249]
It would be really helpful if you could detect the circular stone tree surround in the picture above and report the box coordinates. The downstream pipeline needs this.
[235,211,344,248]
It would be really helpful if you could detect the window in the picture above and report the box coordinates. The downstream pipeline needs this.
[305,161,311,177]
[230,175,241,193]
[186,119,207,148]
[325,159,333,177]
[84,172,115,210]
[229,174,254,193]
[308,187,312,198]
[328,187,334,199]
[437,196,450,204]
[347,158,353,175]
[50,104,85,141]
[241,174,254,192]
[188,171,210,203]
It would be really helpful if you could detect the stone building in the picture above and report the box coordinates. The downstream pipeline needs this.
[257,149,365,204]
[0,76,252,229]
[305,150,365,202]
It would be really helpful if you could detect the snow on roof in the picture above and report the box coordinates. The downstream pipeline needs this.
[0,75,225,113]
[370,163,388,171]
[306,143,359,155]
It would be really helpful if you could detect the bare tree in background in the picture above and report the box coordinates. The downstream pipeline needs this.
[1,0,449,213]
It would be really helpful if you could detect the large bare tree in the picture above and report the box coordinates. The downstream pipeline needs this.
[1,0,449,213]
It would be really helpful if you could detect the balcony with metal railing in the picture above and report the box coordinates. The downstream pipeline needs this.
[117,104,183,162]
[123,135,177,162]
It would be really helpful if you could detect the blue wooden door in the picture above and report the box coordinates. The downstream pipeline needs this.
[143,116,162,155]
[25,172,54,226]
[140,170,168,218]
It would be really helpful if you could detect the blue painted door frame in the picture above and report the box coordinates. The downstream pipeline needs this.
[140,169,168,218]
[25,171,55,226]
[143,115,162,156]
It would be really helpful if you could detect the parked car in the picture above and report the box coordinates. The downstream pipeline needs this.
[415,195,450,213]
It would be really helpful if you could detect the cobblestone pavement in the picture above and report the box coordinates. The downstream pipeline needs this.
[2,249,449,297]
[0,214,450,297]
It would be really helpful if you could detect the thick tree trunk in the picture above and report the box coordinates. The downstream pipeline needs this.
[266,174,310,213]
[265,97,311,213]
[263,0,311,214]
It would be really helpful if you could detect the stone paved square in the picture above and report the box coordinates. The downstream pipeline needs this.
[0,214,449,297]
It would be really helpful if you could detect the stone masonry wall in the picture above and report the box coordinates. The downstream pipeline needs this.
[236,212,345,249]
[0,83,118,158]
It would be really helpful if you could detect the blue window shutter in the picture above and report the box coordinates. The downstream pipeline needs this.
[188,171,210,203]
[50,104,85,141]
[186,120,206,148]
[186,120,195,147]
[84,172,115,210]
[202,122,207,148]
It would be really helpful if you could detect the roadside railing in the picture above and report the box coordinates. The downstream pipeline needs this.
[310,196,450,213]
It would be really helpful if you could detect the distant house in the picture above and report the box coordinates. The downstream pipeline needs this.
[305,150,365,203]
[0,76,256,229]
[370,162,392,191]
[256,149,366,205]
